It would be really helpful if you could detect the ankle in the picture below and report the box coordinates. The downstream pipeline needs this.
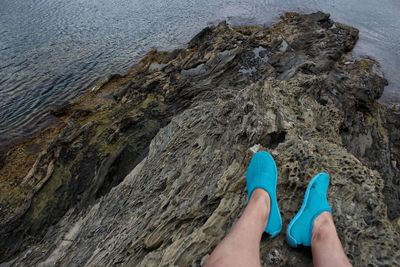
[312,212,336,243]
[250,189,270,218]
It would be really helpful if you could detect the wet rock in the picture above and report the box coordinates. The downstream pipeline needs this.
[48,101,71,117]
[70,109,92,119]
[0,12,399,266]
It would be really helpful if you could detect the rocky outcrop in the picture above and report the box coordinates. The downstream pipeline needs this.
[0,12,399,266]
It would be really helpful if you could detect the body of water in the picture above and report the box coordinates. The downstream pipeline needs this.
[1,0,399,144]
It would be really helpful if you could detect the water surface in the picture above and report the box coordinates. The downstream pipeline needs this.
[1,0,399,144]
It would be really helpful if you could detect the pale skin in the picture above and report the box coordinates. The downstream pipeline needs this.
[205,189,352,267]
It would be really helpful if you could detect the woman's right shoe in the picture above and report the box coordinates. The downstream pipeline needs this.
[286,172,332,247]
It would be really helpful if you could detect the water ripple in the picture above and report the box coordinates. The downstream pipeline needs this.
[0,0,399,143]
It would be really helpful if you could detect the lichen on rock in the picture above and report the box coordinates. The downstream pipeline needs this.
[0,11,399,266]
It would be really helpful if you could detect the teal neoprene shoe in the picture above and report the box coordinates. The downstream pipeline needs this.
[245,151,282,237]
[286,172,332,247]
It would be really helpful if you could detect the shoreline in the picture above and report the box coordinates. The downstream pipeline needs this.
[0,47,172,225]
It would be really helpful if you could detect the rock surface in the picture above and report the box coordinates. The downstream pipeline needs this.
[0,12,399,266]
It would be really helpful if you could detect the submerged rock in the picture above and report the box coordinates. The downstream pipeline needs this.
[0,12,399,266]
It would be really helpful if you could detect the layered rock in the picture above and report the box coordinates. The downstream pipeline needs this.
[0,12,399,266]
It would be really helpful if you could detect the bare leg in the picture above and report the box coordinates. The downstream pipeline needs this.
[205,189,270,267]
[312,212,352,267]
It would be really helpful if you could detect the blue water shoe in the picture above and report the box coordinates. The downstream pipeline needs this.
[287,172,332,247]
[245,151,282,237]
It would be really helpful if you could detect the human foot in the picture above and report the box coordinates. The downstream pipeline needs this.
[286,172,332,247]
[246,151,282,237]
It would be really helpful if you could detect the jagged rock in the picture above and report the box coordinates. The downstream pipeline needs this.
[0,12,399,266]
